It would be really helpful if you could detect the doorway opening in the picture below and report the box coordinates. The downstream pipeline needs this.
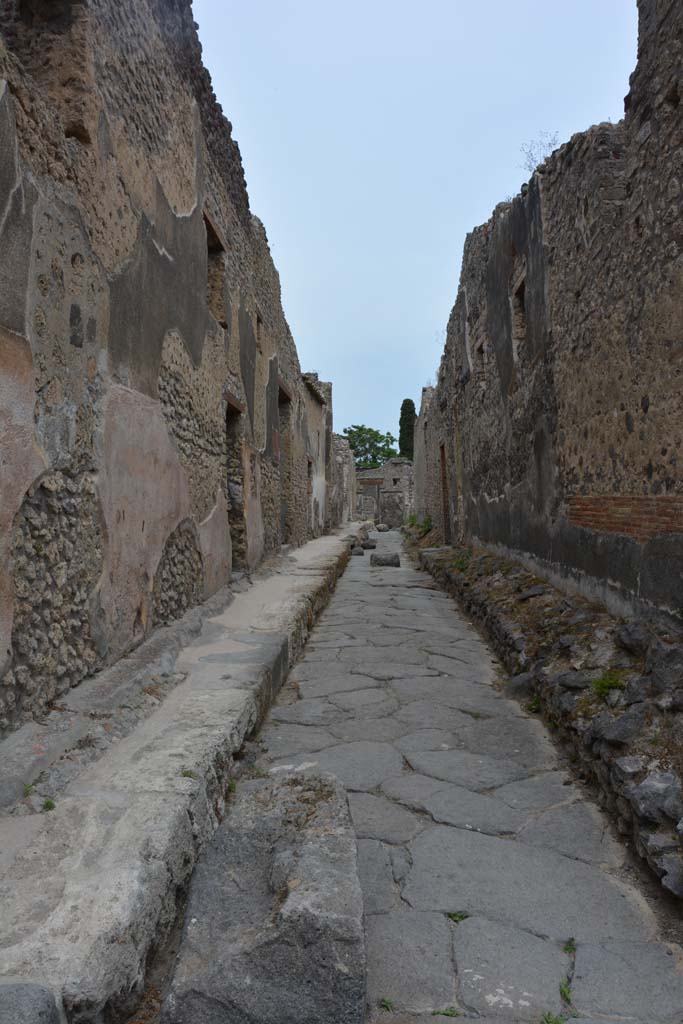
[440,443,451,544]
[226,401,246,568]
[278,382,294,544]
[204,213,228,329]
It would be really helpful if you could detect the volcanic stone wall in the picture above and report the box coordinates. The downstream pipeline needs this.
[0,0,355,735]
[414,0,683,622]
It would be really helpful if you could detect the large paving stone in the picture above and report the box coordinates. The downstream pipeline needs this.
[395,729,458,754]
[428,652,498,684]
[572,940,683,1021]
[396,700,474,732]
[0,984,60,1024]
[337,645,428,666]
[492,771,579,812]
[390,676,485,705]
[456,716,558,770]
[353,664,441,682]
[453,916,569,1021]
[329,687,399,718]
[392,679,514,717]
[365,912,456,1013]
[358,839,400,912]
[407,750,530,791]
[518,801,625,867]
[348,792,425,843]
[403,826,653,942]
[329,716,409,743]
[271,698,347,727]
[162,773,364,1024]
[423,785,525,836]
[276,741,405,791]
[299,673,381,699]
[260,723,336,758]
[382,772,451,810]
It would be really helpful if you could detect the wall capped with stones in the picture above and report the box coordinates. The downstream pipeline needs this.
[0,0,356,735]
[414,0,683,622]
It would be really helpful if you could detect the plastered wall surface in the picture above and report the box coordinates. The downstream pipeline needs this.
[0,0,355,735]
[414,0,683,621]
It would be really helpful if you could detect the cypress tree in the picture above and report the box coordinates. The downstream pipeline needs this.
[398,398,416,459]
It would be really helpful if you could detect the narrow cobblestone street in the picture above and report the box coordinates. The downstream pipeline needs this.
[258,530,683,1024]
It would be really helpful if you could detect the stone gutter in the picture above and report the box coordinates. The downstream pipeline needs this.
[409,535,683,903]
[0,526,363,1024]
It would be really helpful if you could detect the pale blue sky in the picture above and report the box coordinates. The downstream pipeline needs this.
[193,1,639,438]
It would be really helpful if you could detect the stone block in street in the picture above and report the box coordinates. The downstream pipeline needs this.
[370,552,401,567]
[162,773,365,1024]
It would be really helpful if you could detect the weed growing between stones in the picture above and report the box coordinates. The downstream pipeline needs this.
[451,550,472,572]
[563,937,576,955]
[540,1014,566,1024]
[432,1009,458,1017]
[446,911,469,923]
[181,769,198,780]
[559,978,572,1004]
[379,997,394,1011]
[592,669,625,700]
[42,798,55,811]
[526,695,541,713]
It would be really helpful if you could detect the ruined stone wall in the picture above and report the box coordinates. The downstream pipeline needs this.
[379,457,414,527]
[0,0,353,735]
[302,375,328,537]
[327,434,357,528]
[356,470,382,521]
[357,460,414,526]
[414,0,683,621]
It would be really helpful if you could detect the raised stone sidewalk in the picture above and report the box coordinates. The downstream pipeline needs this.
[0,527,361,1022]
[253,530,683,1024]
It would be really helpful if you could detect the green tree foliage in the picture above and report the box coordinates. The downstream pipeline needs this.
[343,424,398,470]
[398,398,416,459]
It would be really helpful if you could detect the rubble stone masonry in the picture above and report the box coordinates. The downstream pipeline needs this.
[414,0,683,622]
[0,0,355,735]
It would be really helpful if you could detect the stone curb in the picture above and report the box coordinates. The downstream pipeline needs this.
[0,527,362,1023]
[413,541,683,903]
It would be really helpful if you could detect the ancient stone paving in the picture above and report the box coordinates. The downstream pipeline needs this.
[257,530,683,1024]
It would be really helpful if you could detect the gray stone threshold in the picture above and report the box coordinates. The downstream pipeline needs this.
[0,526,361,1023]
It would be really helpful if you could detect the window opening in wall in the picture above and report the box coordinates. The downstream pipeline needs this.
[256,313,263,351]
[393,478,399,486]
[510,263,527,365]
[204,213,228,329]
[225,401,246,569]
[307,457,314,531]
[440,442,451,544]
[278,383,294,543]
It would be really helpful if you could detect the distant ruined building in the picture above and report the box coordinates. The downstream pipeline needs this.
[357,458,414,528]
[414,0,683,622]
[0,0,355,736]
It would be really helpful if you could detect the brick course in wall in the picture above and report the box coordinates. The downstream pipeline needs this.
[568,496,683,543]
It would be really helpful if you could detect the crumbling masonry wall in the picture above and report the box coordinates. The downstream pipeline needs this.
[414,0,683,621]
[357,458,414,526]
[0,0,355,735]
